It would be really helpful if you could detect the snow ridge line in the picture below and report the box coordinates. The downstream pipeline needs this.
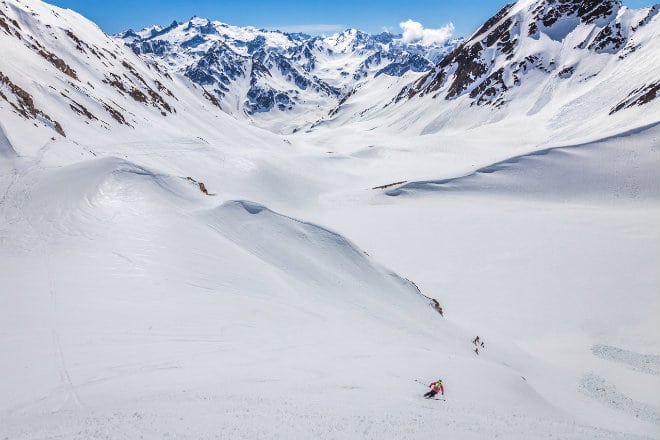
[381,121,660,196]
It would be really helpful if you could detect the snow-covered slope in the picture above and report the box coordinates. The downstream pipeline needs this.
[3,127,659,439]
[1,0,660,438]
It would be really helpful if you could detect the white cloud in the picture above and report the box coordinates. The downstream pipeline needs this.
[399,19,455,45]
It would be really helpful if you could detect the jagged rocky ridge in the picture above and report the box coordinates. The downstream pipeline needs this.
[0,0,196,138]
[396,0,660,112]
[118,19,457,117]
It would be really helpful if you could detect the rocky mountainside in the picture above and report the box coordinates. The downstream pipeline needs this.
[309,0,660,140]
[397,0,659,109]
[117,19,458,131]
[0,0,278,158]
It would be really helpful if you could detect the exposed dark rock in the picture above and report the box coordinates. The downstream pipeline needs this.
[610,81,660,114]
[146,20,179,40]
[634,4,659,30]
[246,85,276,113]
[376,54,434,77]
[185,41,246,89]
[129,39,172,56]
[372,180,408,190]
[119,19,449,117]
[247,35,266,54]
[0,71,65,135]
[587,21,625,52]
[68,99,98,120]
[578,0,620,24]
[122,60,149,87]
[557,65,575,78]
[37,49,78,79]
[0,16,10,34]
[469,68,507,106]
[445,43,488,99]
[484,17,517,60]
[102,102,129,125]
[104,73,127,93]
[102,48,117,59]
[154,80,175,98]
[64,29,86,53]
[533,0,620,28]
[0,10,21,34]
[328,88,356,117]
[475,2,516,38]
[128,87,147,103]
[185,177,213,195]
[147,88,173,113]
[181,35,206,49]
[203,88,222,109]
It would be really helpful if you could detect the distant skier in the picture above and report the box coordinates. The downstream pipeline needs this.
[474,347,479,355]
[473,336,480,345]
[480,341,485,348]
[423,379,444,398]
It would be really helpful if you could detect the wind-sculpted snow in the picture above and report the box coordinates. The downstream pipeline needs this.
[592,345,660,375]
[206,200,426,314]
[579,373,660,425]
[383,123,660,203]
[0,157,201,251]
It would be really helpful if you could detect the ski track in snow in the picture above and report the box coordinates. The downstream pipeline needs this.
[579,373,660,426]
[3,396,655,440]
[592,345,660,375]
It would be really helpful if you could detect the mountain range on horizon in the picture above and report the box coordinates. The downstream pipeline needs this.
[0,0,657,141]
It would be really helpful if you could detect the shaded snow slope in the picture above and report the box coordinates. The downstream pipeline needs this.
[0,122,17,158]
[2,150,657,439]
[384,122,660,203]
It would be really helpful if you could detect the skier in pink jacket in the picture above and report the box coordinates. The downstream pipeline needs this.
[423,379,444,398]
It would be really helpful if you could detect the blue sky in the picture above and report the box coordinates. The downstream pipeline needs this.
[48,0,657,38]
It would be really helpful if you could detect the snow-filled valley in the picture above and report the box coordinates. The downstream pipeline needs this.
[1,0,660,438]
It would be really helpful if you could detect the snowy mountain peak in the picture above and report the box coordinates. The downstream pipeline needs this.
[0,0,256,153]
[117,18,458,132]
[395,0,660,114]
